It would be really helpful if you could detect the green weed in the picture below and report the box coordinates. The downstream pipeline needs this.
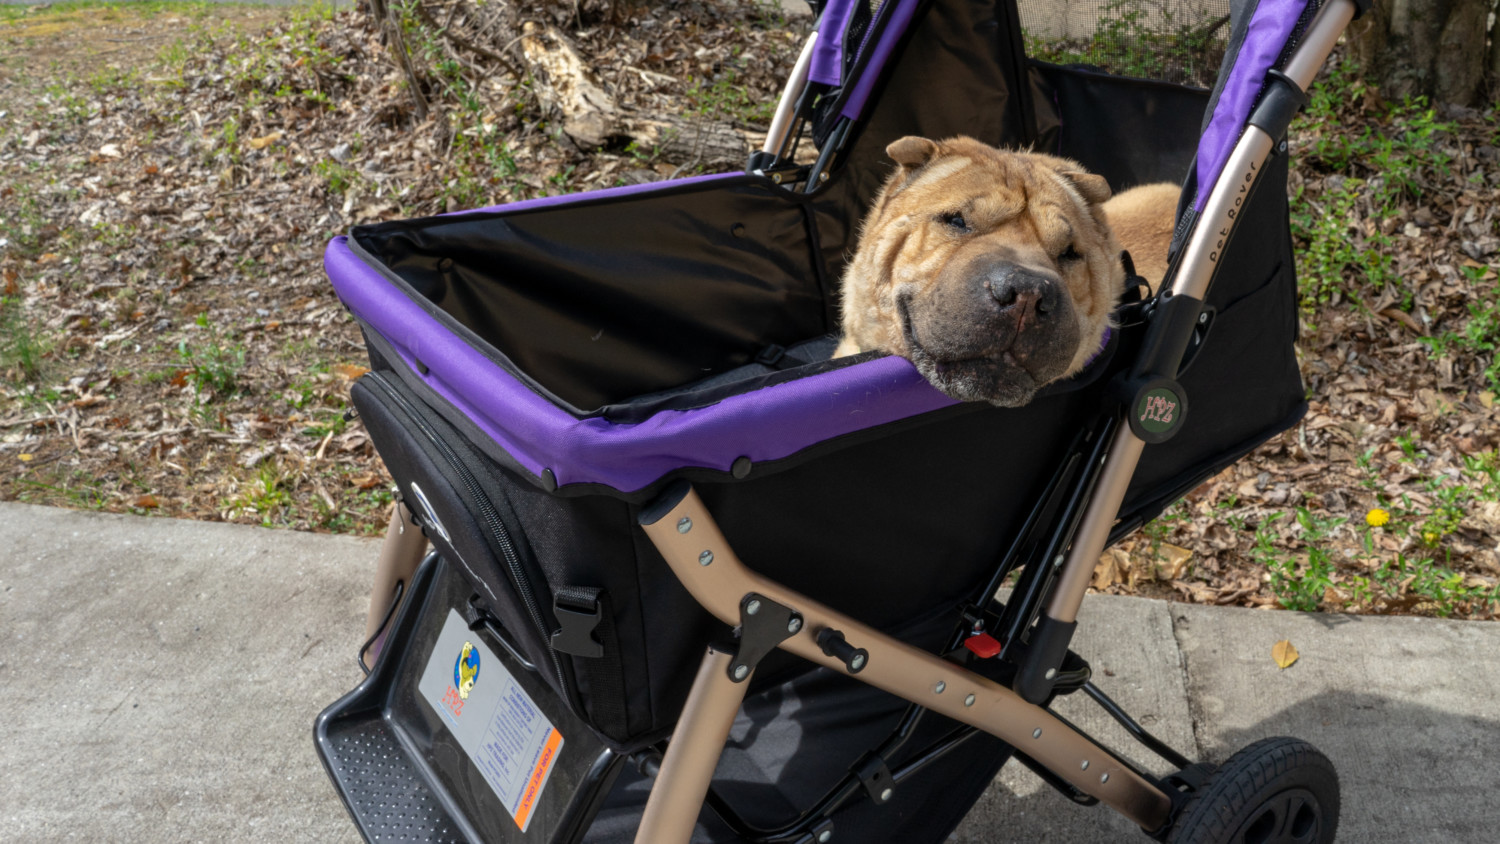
[0,297,52,383]
[176,314,245,400]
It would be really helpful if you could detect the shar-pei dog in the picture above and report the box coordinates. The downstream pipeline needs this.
[834,135,1179,407]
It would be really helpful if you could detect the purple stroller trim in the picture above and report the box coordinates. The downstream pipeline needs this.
[325,237,963,492]
[840,0,922,120]
[810,0,857,86]
[437,172,736,218]
[1194,0,1310,211]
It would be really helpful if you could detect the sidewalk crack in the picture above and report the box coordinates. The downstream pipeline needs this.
[1168,607,1207,762]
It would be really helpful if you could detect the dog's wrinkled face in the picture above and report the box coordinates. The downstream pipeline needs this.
[839,136,1123,407]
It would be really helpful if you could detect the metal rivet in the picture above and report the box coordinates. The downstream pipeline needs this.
[850,654,866,671]
[1052,554,1064,567]
[733,664,750,680]
[1032,728,1042,739]
[964,694,976,707]
[1081,760,1090,770]
[772,172,783,184]
[879,787,893,802]
[818,831,832,843]
[933,681,946,694]
[677,517,692,534]
[819,171,829,183]
[1101,773,1110,784]
[699,550,714,566]
[746,600,761,616]
[1044,668,1056,680]
[1198,312,1209,324]
[787,617,803,634]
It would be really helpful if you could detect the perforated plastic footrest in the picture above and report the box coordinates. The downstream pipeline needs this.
[321,712,465,843]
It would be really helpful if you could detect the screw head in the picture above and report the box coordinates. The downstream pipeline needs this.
[1044,668,1057,680]
[850,654,866,671]
[1101,773,1110,784]
[933,681,946,694]
[818,831,832,843]
[787,617,803,634]
[964,694,976,707]
[1032,728,1042,739]
[1081,760,1090,771]
[698,550,714,566]
[746,599,761,616]
[879,787,893,802]
[733,664,750,680]
[676,517,692,534]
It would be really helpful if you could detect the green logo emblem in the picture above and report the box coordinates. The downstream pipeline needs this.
[1137,388,1181,434]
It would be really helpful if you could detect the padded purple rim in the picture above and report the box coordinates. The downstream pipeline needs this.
[325,237,961,493]
[1194,0,1310,211]
[810,0,856,86]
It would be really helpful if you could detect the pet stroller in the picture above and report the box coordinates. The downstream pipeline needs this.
[315,0,1359,840]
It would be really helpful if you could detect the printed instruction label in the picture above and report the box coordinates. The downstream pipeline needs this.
[418,609,564,832]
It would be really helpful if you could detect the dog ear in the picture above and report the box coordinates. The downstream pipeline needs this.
[1058,171,1112,205]
[886,136,940,169]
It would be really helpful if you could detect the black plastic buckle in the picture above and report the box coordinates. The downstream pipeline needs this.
[727,593,803,683]
[853,752,896,805]
[551,594,604,658]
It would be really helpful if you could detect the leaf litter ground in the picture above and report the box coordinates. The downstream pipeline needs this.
[1,1,1497,620]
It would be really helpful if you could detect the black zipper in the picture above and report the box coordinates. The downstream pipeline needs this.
[363,371,574,707]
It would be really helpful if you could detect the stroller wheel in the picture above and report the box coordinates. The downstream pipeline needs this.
[1166,737,1339,844]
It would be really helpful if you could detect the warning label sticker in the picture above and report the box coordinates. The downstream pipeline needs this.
[418,609,564,832]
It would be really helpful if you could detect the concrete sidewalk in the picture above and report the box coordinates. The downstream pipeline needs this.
[1,503,1496,842]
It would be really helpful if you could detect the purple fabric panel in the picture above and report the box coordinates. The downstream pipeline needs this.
[324,237,960,492]
[839,0,922,120]
[1193,0,1309,211]
[438,172,737,218]
[809,0,857,86]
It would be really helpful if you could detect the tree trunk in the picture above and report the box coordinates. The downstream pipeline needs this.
[1348,0,1489,107]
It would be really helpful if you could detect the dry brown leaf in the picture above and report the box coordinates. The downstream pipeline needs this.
[1271,639,1299,669]
[351,473,382,490]
[133,494,160,509]
[334,364,370,381]
[1154,543,1193,580]
[247,131,283,150]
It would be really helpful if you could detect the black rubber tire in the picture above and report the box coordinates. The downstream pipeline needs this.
[1167,737,1340,844]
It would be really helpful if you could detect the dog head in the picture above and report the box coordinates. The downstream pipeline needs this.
[840,136,1123,407]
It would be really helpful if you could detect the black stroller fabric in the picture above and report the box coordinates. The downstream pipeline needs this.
[328,1,1312,840]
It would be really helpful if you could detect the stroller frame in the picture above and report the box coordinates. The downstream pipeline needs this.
[344,4,1357,841]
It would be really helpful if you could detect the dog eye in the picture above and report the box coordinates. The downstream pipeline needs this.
[1058,244,1082,262]
[940,212,969,232]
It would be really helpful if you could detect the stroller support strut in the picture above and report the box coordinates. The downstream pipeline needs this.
[1014,0,1359,700]
[637,483,1175,841]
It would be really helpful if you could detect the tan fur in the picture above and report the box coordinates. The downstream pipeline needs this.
[1102,182,1179,292]
[835,135,1177,406]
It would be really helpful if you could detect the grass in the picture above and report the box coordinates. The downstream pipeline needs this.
[175,315,246,400]
[0,297,52,384]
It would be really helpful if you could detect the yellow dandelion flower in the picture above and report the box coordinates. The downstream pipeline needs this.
[1365,508,1390,527]
[1423,531,1439,545]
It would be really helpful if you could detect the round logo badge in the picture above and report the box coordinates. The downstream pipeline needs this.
[454,641,481,700]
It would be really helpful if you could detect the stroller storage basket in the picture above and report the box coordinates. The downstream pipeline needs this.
[318,0,1353,840]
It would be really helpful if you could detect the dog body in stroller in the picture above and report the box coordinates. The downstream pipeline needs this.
[314,0,1360,842]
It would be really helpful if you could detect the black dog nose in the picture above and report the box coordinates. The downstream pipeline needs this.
[986,268,1060,320]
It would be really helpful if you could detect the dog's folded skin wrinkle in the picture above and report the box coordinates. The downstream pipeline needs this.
[835,135,1178,407]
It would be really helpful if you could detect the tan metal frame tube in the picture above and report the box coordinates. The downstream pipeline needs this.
[638,487,1173,841]
[634,646,750,844]
[762,32,818,160]
[1043,0,1356,626]
[362,501,429,669]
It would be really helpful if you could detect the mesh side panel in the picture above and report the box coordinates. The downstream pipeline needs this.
[1018,0,1232,87]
